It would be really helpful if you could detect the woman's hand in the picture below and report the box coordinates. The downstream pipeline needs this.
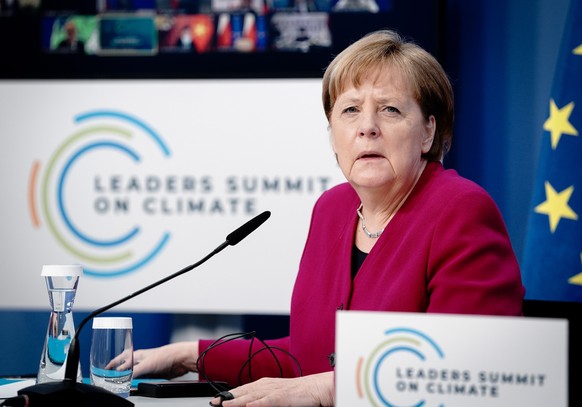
[132,341,199,379]
[210,371,335,407]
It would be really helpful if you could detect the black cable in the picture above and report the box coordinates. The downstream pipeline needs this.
[244,335,283,383]
[196,330,303,392]
[238,346,303,385]
[197,332,255,393]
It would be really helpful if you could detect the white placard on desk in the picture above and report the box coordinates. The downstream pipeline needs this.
[335,311,567,407]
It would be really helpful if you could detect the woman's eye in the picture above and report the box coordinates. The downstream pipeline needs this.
[343,106,358,114]
[384,106,400,113]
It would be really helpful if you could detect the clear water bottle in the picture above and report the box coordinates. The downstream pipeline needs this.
[36,264,83,383]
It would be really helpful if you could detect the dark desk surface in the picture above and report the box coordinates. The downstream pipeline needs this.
[0,379,213,406]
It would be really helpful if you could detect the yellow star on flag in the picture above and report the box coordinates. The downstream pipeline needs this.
[193,23,208,37]
[574,44,582,55]
[543,99,578,149]
[567,253,582,285]
[534,181,578,233]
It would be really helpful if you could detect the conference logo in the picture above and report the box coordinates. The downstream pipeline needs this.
[28,109,335,279]
[354,324,553,406]
[356,327,447,407]
[28,110,172,278]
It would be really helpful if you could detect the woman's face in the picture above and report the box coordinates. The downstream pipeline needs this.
[329,65,435,193]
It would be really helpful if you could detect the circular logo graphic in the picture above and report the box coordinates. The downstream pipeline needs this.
[29,110,171,277]
[356,327,445,407]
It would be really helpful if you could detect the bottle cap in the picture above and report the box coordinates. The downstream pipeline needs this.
[93,317,133,329]
[41,264,83,277]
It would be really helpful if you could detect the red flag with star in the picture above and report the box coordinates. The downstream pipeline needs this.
[522,0,582,301]
[190,15,214,53]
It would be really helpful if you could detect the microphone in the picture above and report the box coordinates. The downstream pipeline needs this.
[13,211,271,406]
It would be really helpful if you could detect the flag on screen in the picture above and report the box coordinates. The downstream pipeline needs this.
[522,0,582,301]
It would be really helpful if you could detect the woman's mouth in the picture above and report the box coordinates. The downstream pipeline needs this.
[358,152,384,160]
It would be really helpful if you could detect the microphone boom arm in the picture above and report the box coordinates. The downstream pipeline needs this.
[64,240,229,381]
[64,210,271,382]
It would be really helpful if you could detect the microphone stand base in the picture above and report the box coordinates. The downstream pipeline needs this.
[18,380,134,406]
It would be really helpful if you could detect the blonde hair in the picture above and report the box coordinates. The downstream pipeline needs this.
[322,30,454,161]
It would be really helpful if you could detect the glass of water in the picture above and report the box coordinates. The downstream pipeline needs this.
[90,317,133,398]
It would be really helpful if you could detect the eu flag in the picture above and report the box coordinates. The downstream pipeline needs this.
[522,0,582,302]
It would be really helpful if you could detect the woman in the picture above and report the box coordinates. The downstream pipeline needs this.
[129,30,525,406]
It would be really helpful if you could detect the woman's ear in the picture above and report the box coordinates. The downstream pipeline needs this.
[328,126,337,154]
[421,115,436,154]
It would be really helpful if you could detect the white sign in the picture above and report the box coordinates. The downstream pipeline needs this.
[336,311,567,406]
[0,79,344,314]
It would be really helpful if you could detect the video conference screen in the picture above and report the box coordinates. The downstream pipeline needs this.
[0,0,444,79]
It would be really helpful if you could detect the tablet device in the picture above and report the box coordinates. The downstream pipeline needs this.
[137,380,230,398]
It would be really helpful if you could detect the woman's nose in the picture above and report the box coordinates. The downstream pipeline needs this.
[358,112,380,138]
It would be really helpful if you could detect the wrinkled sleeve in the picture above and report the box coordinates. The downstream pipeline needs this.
[197,336,295,386]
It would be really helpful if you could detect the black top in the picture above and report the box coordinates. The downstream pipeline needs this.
[351,244,368,280]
